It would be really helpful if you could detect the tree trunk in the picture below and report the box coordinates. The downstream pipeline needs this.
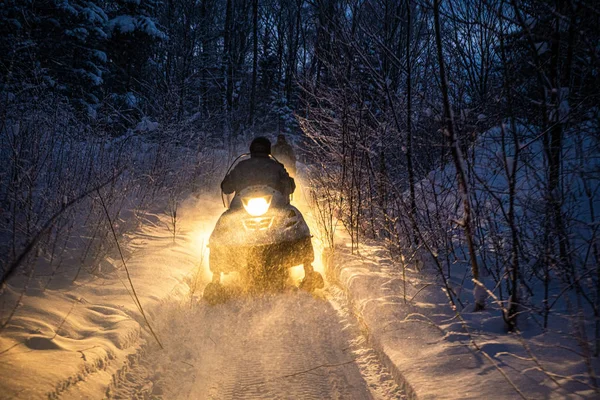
[250,0,258,125]
[433,0,484,311]
[405,0,418,247]
[549,0,567,269]
[224,0,234,112]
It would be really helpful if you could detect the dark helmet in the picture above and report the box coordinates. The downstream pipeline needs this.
[250,136,271,155]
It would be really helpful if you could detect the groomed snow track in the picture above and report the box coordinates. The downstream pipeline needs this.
[108,290,404,399]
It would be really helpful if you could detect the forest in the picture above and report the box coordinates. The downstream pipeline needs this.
[1,0,599,397]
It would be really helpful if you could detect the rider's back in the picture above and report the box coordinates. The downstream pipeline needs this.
[221,156,294,197]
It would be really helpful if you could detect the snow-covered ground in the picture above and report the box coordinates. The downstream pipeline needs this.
[1,176,598,399]
[108,287,403,399]
[0,194,222,398]
[0,188,403,399]
[327,230,600,399]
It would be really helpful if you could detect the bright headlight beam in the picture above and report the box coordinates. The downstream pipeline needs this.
[244,197,270,216]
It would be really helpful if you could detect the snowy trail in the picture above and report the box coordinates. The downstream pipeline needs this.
[108,185,403,399]
[184,296,364,399]
[112,290,402,399]
[0,182,402,398]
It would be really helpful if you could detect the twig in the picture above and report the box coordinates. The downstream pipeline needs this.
[0,272,32,333]
[241,359,356,388]
[181,361,195,368]
[50,297,80,340]
[383,312,447,335]
[409,283,433,303]
[0,343,21,357]
[277,360,356,379]
[96,188,164,350]
[472,279,562,388]
[0,171,123,287]
[77,346,99,362]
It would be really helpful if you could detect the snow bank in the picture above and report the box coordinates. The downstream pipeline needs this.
[0,195,221,398]
[325,229,599,399]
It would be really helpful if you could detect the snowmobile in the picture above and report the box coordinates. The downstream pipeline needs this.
[204,157,324,304]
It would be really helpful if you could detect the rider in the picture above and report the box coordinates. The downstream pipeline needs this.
[272,134,297,177]
[219,136,317,289]
[221,136,295,200]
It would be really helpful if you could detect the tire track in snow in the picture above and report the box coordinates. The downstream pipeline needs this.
[110,290,403,399]
[199,295,359,399]
[179,293,371,399]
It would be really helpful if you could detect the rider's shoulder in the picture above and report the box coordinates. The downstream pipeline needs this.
[269,157,286,168]
[235,157,255,167]
[238,155,284,168]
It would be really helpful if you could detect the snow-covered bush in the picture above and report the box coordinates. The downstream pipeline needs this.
[0,91,224,292]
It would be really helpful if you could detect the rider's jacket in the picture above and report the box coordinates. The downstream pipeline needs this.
[221,154,296,197]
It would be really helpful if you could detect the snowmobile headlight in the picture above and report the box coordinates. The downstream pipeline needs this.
[242,196,272,217]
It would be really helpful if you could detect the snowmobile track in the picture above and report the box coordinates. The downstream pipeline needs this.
[197,294,365,399]
[109,290,403,399]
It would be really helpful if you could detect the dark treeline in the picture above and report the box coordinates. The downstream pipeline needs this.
[3,1,597,146]
[1,0,325,137]
[300,7,600,383]
[2,0,600,364]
